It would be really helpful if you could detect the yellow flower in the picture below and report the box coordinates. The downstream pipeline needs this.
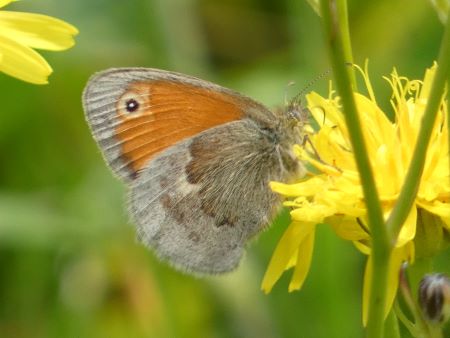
[0,0,78,84]
[262,63,449,325]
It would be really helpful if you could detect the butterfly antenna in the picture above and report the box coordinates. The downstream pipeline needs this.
[290,69,332,107]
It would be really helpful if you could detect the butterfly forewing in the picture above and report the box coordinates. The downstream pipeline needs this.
[82,68,269,181]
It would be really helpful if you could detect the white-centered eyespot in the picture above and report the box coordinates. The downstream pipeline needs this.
[117,91,147,117]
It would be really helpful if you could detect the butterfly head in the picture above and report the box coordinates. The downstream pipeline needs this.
[278,96,310,144]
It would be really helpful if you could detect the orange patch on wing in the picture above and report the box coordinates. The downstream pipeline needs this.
[115,81,244,173]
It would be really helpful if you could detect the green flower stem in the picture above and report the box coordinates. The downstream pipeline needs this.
[394,301,419,337]
[335,0,357,89]
[319,1,389,337]
[386,10,450,244]
[448,41,450,178]
[384,310,401,338]
[399,265,431,337]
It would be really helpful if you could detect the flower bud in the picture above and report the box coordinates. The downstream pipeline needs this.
[418,274,450,323]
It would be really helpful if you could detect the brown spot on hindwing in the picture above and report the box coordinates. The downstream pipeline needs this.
[185,133,222,185]
[161,193,186,225]
[184,130,247,228]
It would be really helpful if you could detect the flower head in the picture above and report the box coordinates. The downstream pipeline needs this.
[262,63,449,324]
[0,0,78,84]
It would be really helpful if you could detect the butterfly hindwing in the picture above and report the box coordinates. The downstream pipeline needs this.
[129,120,285,273]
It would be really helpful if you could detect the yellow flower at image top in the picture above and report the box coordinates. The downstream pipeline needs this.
[262,63,449,324]
[0,0,78,84]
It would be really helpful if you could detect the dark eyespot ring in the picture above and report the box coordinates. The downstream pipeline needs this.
[125,99,139,113]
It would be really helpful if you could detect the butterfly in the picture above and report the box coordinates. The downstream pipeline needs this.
[82,68,307,274]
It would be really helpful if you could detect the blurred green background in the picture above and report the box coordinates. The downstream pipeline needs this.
[0,0,448,337]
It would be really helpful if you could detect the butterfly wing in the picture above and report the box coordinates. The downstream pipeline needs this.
[130,119,286,273]
[82,68,293,273]
[82,68,271,181]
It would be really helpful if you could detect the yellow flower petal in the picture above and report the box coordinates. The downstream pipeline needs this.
[0,0,15,9]
[261,222,316,293]
[353,240,371,255]
[0,34,51,84]
[0,3,78,83]
[323,189,365,217]
[328,216,369,241]
[307,92,348,136]
[270,177,326,197]
[288,229,315,292]
[420,63,437,99]
[396,205,417,247]
[300,145,343,176]
[286,248,299,270]
[290,203,334,223]
[0,11,78,51]
[418,200,450,228]
[385,244,414,316]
